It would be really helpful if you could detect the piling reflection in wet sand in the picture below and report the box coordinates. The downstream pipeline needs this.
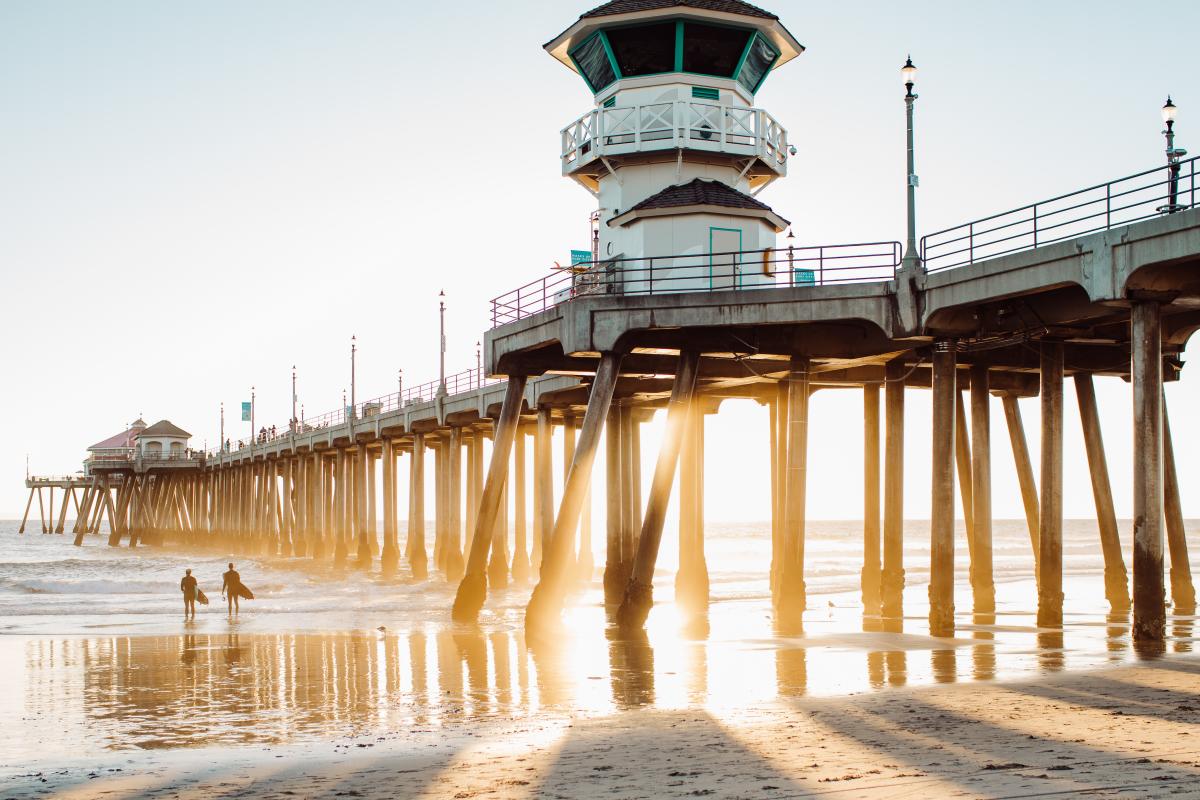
[15,600,1200,756]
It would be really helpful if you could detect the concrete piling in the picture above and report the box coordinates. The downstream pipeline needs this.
[970,365,995,613]
[1131,300,1165,643]
[881,358,906,620]
[928,341,957,637]
[862,382,882,616]
[1037,342,1064,629]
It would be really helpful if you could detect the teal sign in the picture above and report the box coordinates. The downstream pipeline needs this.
[570,249,592,266]
[241,402,251,422]
[794,268,816,286]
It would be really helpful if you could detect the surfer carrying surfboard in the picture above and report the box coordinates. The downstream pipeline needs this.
[221,563,253,615]
[180,569,198,618]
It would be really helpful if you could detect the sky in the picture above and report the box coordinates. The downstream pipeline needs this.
[1,0,1197,522]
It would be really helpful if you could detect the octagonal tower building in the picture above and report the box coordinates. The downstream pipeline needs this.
[546,0,802,292]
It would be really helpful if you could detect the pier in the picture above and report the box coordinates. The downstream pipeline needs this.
[22,0,1200,647]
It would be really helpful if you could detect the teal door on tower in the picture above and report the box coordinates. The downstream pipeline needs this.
[709,227,742,289]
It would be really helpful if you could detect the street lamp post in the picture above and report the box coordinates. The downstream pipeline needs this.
[220,402,224,454]
[398,368,404,405]
[1161,97,1187,213]
[350,336,357,419]
[900,56,921,272]
[291,365,297,433]
[475,341,481,388]
[438,291,447,396]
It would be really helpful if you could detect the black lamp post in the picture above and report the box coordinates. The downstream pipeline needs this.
[1161,97,1188,213]
[900,56,920,271]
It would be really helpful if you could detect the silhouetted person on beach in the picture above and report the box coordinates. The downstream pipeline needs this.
[180,569,198,618]
[222,563,242,615]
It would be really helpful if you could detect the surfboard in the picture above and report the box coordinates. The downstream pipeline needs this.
[236,584,255,600]
[196,590,209,606]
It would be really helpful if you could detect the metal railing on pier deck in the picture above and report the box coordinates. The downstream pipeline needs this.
[921,156,1199,272]
[489,242,902,326]
[209,367,500,456]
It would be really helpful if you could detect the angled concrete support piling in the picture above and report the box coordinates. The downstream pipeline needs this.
[929,341,957,637]
[1002,395,1040,568]
[1038,342,1064,628]
[1162,396,1196,611]
[1074,373,1129,610]
[616,350,700,630]
[526,353,623,629]
[452,375,528,622]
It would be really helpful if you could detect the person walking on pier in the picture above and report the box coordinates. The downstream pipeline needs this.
[180,569,198,618]
[221,563,243,615]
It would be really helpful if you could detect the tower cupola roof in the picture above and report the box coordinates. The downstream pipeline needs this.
[545,0,802,97]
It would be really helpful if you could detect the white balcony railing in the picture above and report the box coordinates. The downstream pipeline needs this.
[561,101,788,175]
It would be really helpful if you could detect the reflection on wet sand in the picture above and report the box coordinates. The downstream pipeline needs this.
[18,604,1199,753]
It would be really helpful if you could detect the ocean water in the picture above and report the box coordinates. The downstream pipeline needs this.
[1,517,1177,634]
[1,518,1197,765]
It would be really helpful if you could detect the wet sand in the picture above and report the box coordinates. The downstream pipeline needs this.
[4,526,1200,797]
[4,650,1200,798]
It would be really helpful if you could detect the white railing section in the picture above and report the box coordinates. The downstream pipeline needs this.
[561,101,788,174]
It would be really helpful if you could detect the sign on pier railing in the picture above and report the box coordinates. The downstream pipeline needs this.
[921,156,1199,272]
[489,241,902,326]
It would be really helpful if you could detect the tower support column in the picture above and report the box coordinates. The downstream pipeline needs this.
[778,356,810,621]
[675,405,708,611]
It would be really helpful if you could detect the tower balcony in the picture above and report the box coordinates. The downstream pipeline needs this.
[561,100,788,182]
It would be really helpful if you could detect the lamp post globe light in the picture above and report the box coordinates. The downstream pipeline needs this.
[900,56,921,272]
[1161,96,1188,213]
[437,291,447,397]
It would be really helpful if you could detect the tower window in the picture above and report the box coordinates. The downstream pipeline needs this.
[737,34,779,93]
[682,22,750,78]
[605,22,675,77]
[571,34,616,92]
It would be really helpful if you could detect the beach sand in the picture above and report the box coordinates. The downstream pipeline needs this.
[5,651,1200,799]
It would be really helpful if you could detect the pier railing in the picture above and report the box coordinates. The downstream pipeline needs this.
[921,156,1199,272]
[490,241,902,326]
[210,366,500,456]
[562,100,788,176]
